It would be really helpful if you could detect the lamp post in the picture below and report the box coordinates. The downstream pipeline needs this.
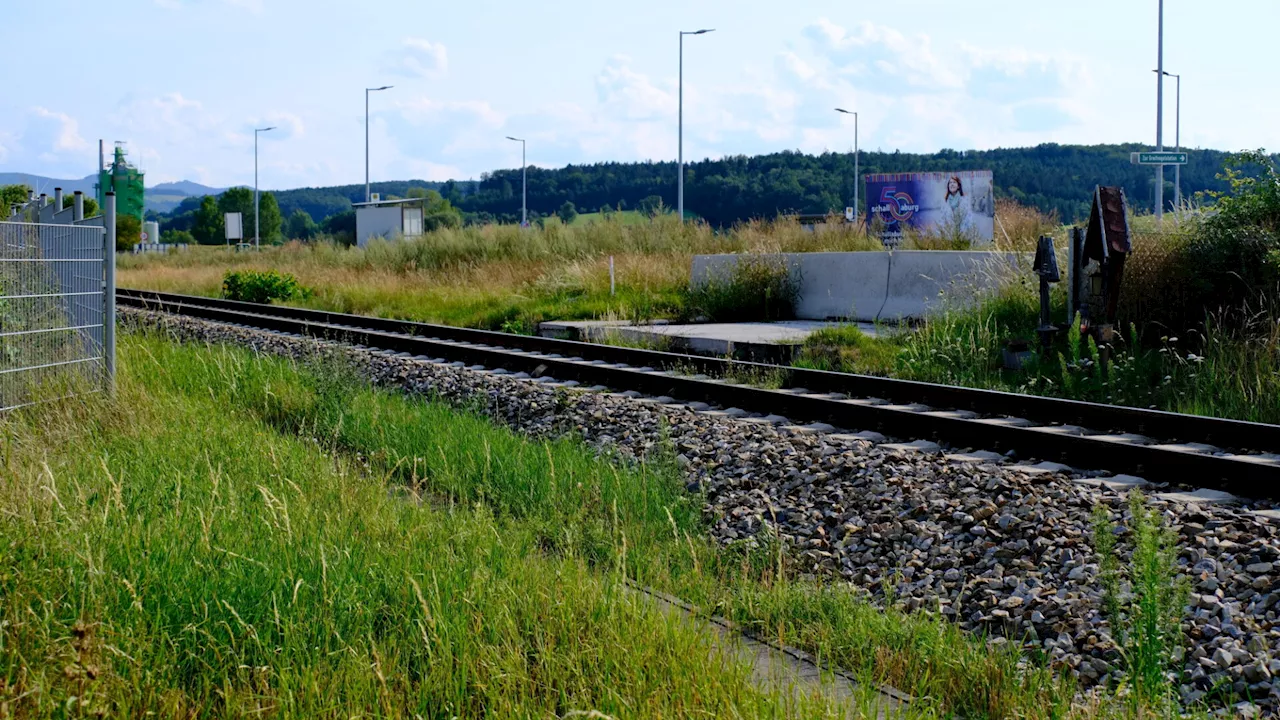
[678,28,714,223]
[366,85,393,203]
[254,125,276,250]
[1154,0,1165,223]
[1155,69,1181,208]
[506,136,527,226]
[835,108,859,220]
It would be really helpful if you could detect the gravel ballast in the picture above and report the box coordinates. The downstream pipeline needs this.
[124,308,1280,713]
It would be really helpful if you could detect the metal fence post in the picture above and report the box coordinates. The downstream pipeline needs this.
[103,193,116,394]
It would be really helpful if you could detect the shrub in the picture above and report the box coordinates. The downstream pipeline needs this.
[161,229,195,245]
[685,254,800,322]
[115,214,142,252]
[222,269,309,304]
[1091,492,1190,709]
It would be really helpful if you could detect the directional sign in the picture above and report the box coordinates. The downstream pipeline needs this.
[1131,151,1188,165]
[225,212,243,241]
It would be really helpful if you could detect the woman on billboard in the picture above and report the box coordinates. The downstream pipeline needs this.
[943,175,976,236]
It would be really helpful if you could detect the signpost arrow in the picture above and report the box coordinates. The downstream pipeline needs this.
[1131,151,1188,165]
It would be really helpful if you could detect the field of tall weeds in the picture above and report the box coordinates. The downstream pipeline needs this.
[119,203,1045,331]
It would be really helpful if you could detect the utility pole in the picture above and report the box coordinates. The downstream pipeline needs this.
[678,28,714,223]
[506,136,527,226]
[835,108,859,219]
[1155,0,1164,224]
[254,126,276,250]
[366,85,393,202]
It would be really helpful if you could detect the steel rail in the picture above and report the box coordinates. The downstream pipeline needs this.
[118,288,1280,497]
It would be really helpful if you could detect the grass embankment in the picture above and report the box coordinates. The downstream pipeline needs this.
[119,214,883,333]
[0,330,1112,718]
[797,234,1280,424]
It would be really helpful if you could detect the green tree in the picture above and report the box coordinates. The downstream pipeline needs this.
[1,184,30,212]
[60,194,99,217]
[258,192,284,243]
[321,210,356,246]
[556,201,578,225]
[637,195,664,217]
[115,214,142,252]
[286,209,318,240]
[161,229,195,245]
[408,187,463,231]
[192,195,225,245]
[218,187,254,240]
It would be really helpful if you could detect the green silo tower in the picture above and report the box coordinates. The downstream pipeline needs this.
[96,142,145,220]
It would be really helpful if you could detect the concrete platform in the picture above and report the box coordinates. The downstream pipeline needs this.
[539,319,879,362]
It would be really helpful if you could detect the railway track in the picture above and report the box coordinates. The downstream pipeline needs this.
[119,288,1280,500]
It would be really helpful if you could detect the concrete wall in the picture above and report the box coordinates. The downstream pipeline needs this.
[356,206,403,248]
[691,251,1029,323]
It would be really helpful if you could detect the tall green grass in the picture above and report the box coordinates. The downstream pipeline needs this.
[0,334,843,718]
[0,330,1141,718]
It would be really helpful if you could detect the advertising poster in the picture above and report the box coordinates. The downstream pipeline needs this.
[865,171,995,247]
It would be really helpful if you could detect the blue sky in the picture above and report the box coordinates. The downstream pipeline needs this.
[1,0,1276,190]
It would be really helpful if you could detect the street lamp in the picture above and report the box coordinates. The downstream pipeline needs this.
[1154,69,1181,208]
[506,136,527,226]
[254,125,276,250]
[366,85,393,203]
[678,28,714,223]
[835,108,859,221]
[1154,0,1165,223]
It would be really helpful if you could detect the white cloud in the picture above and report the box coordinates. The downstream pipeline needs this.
[255,110,305,139]
[389,38,448,78]
[402,159,463,182]
[594,56,676,121]
[769,19,1095,155]
[30,107,88,153]
[803,18,963,92]
[397,98,504,129]
[222,0,264,13]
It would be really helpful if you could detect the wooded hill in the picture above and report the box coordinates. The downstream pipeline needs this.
[150,143,1251,231]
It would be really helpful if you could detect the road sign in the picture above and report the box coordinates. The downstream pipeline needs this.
[225,212,243,241]
[140,231,149,242]
[844,206,855,221]
[1131,151,1187,165]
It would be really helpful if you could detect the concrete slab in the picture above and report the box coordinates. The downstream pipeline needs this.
[945,450,1007,464]
[883,439,942,454]
[691,250,1028,323]
[538,319,877,362]
[1074,474,1151,491]
[1155,488,1242,505]
[628,581,910,718]
[880,251,1020,321]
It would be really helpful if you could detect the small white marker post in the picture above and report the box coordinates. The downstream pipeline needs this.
[609,256,616,296]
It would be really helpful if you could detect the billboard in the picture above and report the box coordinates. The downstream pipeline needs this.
[865,171,995,248]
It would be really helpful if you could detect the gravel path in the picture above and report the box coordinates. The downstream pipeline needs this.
[124,308,1280,714]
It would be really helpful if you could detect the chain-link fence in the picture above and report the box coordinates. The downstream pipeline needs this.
[1,221,111,411]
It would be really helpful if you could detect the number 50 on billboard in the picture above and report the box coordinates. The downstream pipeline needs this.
[865,171,995,248]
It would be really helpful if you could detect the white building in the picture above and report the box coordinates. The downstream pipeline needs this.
[353,198,425,248]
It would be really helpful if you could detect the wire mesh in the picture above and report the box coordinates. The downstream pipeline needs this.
[0,221,107,411]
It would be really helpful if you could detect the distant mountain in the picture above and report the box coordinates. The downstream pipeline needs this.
[0,173,97,196]
[150,180,226,197]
